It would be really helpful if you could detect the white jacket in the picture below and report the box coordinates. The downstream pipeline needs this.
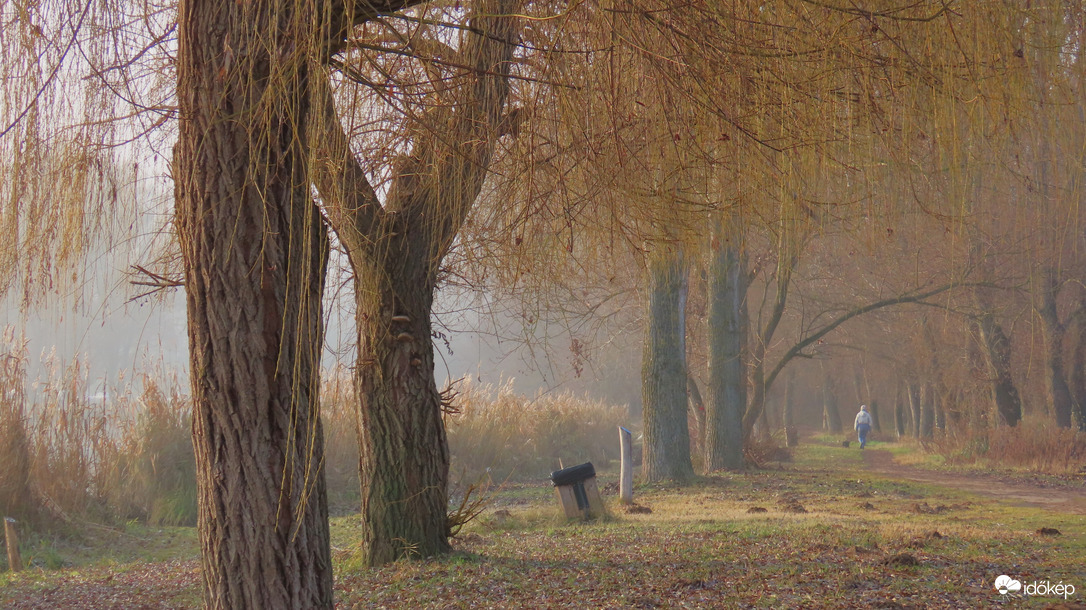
[854,410,872,429]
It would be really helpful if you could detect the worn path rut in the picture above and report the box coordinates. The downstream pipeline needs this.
[862,448,1086,514]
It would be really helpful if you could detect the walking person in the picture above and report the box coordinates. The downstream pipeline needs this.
[854,405,872,449]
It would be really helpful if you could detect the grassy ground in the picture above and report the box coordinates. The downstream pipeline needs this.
[2,439,1083,609]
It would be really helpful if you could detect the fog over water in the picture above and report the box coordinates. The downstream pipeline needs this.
[3,264,641,411]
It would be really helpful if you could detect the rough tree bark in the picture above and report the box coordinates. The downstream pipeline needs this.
[704,218,746,471]
[974,310,1023,427]
[175,0,332,605]
[310,0,520,565]
[642,248,695,482]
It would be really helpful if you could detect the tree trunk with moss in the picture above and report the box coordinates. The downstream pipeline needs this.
[352,249,451,564]
[642,248,694,482]
[704,219,747,471]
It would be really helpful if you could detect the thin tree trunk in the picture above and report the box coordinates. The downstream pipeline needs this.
[687,375,706,452]
[740,284,956,442]
[821,369,842,434]
[757,406,771,442]
[783,370,798,447]
[908,382,922,438]
[934,391,946,431]
[1069,306,1086,431]
[642,248,694,482]
[869,400,882,434]
[894,382,907,438]
[854,363,881,432]
[705,221,746,471]
[176,1,332,605]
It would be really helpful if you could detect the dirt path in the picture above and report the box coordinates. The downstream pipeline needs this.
[861,448,1086,514]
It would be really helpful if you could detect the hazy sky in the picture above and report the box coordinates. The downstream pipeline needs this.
[2,269,640,409]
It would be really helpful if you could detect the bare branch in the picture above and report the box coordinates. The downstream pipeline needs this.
[309,70,386,256]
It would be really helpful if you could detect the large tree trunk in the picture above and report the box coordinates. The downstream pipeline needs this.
[704,220,746,471]
[1037,267,1074,427]
[920,384,935,438]
[642,248,695,482]
[175,1,332,606]
[975,311,1023,426]
[869,400,883,434]
[353,259,449,565]
[309,0,519,565]
[1069,306,1086,431]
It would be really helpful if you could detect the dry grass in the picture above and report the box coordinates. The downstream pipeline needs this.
[1,346,631,538]
[0,330,196,532]
[445,379,631,483]
[924,417,1086,475]
[8,439,1083,608]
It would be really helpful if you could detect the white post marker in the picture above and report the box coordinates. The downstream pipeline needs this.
[4,517,21,572]
[619,426,633,505]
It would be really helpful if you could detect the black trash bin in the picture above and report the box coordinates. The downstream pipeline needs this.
[550,462,604,518]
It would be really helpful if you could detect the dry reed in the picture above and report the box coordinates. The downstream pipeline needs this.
[445,379,631,483]
[925,416,1086,475]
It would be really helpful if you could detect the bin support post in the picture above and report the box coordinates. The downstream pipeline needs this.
[5,518,21,572]
[619,426,633,505]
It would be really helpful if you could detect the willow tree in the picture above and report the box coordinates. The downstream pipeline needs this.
[310,0,522,565]
[2,0,338,604]
[626,0,1057,452]
[173,0,340,604]
[1011,3,1086,430]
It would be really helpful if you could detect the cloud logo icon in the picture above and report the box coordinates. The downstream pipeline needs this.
[994,575,1022,595]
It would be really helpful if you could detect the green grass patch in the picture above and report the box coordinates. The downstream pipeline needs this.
[3,439,1083,609]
